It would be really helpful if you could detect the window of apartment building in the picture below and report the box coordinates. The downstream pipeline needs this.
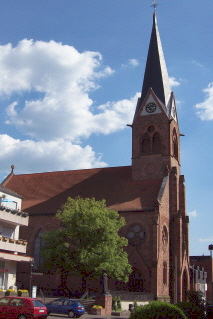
[0,224,15,239]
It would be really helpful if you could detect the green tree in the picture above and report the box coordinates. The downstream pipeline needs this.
[42,197,132,291]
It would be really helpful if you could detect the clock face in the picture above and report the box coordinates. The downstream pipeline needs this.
[145,102,157,113]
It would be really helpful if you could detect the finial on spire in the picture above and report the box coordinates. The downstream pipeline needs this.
[151,0,159,12]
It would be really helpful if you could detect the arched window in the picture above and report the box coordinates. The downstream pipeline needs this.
[162,226,168,249]
[163,261,167,285]
[182,269,188,301]
[141,133,150,154]
[172,129,178,160]
[153,132,161,153]
[128,268,144,292]
[33,230,44,272]
[141,126,161,155]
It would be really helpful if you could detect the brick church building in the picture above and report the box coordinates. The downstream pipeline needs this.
[1,12,190,302]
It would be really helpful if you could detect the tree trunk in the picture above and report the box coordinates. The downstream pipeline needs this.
[58,270,71,296]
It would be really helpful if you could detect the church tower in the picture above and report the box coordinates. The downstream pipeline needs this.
[131,11,190,302]
[132,12,180,182]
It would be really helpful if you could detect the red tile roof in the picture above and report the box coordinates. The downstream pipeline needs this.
[3,166,162,215]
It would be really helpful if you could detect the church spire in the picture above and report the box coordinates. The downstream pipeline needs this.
[131,11,180,181]
[135,13,172,117]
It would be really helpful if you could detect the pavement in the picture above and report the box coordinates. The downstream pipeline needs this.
[82,312,130,319]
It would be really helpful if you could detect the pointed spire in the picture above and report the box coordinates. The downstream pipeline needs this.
[140,13,171,108]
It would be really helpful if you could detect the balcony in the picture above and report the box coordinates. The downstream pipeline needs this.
[0,236,28,254]
[0,206,29,226]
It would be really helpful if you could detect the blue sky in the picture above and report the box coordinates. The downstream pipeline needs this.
[0,0,213,256]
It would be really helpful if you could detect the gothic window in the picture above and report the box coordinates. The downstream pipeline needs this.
[141,126,161,155]
[126,224,145,246]
[33,230,44,272]
[163,261,167,285]
[172,128,178,160]
[162,226,168,249]
[128,268,144,292]
[153,132,161,153]
[182,269,188,301]
[141,133,150,154]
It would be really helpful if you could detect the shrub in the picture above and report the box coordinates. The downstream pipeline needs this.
[112,296,122,311]
[176,301,204,319]
[92,305,103,309]
[133,300,138,311]
[5,289,16,296]
[17,289,29,296]
[129,301,187,319]
[176,291,206,319]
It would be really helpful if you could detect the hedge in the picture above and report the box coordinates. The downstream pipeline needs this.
[129,301,188,319]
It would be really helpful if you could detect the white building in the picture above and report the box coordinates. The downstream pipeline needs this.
[0,184,32,290]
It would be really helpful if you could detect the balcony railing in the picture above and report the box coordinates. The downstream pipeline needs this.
[0,236,28,254]
[0,206,29,226]
[0,206,28,217]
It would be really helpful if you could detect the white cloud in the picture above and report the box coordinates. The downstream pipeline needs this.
[188,210,197,218]
[129,59,139,67]
[0,134,107,174]
[0,39,138,177]
[0,39,137,142]
[121,58,139,68]
[191,60,205,69]
[195,83,213,120]
[169,77,180,87]
[199,237,213,243]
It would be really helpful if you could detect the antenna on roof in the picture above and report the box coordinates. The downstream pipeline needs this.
[151,0,159,12]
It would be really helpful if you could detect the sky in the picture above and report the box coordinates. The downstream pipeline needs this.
[0,0,213,257]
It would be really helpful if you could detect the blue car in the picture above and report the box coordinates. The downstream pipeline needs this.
[45,298,85,318]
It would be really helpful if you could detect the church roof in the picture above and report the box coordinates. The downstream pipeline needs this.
[134,13,171,118]
[2,166,162,215]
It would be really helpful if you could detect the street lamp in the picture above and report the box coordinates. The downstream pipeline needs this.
[29,259,34,298]
[209,245,213,258]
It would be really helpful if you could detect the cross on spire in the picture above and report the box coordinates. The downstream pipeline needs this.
[151,0,159,12]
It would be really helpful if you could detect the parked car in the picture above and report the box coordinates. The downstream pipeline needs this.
[0,296,47,318]
[45,298,85,317]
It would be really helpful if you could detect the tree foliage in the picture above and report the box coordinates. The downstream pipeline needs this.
[42,197,132,282]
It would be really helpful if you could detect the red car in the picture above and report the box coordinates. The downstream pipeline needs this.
[0,296,47,319]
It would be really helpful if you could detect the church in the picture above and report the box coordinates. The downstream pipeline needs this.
[1,11,190,303]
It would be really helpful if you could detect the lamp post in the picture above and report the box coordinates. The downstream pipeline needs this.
[209,245,213,258]
[29,259,34,298]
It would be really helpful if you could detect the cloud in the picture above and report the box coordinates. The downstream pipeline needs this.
[121,58,139,68]
[199,237,213,243]
[169,77,180,87]
[195,83,213,120]
[0,39,137,177]
[188,210,197,218]
[191,60,206,69]
[0,39,137,142]
[129,59,139,67]
[0,134,107,174]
